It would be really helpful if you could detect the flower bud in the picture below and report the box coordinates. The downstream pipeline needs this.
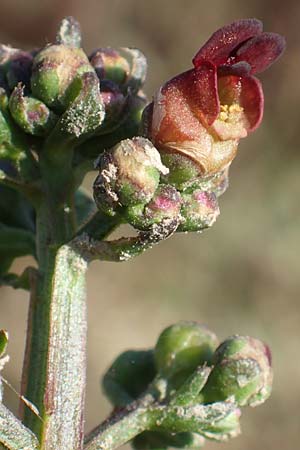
[102,350,156,407]
[31,44,95,111]
[154,322,219,388]
[0,45,33,92]
[100,79,126,128]
[90,48,130,85]
[201,335,273,407]
[93,137,168,215]
[90,47,147,94]
[2,51,33,93]
[9,84,57,136]
[0,88,28,159]
[178,190,219,232]
[200,167,229,197]
[126,184,181,231]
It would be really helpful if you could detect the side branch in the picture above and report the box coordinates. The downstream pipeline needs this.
[0,404,39,450]
[72,218,179,262]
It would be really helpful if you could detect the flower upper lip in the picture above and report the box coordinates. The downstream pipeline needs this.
[192,18,285,76]
[160,19,285,134]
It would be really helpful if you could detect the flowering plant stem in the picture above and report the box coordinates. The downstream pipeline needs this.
[0,16,283,450]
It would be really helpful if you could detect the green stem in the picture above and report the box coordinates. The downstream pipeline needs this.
[0,403,39,450]
[84,405,154,450]
[21,244,88,450]
[21,144,88,450]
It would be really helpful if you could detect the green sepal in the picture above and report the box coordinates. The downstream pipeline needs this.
[56,16,82,48]
[77,93,146,159]
[169,366,211,407]
[160,153,201,191]
[56,72,105,140]
[102,349,156,407]
[9,84,58,136]
[158,402,240,441]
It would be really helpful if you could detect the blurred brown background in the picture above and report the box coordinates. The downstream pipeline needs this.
[0,0,299,449]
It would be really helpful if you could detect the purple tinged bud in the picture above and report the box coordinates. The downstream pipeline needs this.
[100,80,126,124]
[178,190,219,232]
[126,184,182,231]
[93,137,168,216]
[201,335,273,407]
[9,84,57,136]
[0,45,33,92]
[90,48,130,85]
[6,52,33,92]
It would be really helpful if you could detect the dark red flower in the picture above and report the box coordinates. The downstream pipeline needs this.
[145,19,285,177]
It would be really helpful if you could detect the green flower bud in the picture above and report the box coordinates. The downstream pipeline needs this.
[126,184,182,231]
[102,350,156,407]
[9,84,57,136]
[31,44,95,111]
[90,47,147,95]
[154,322,219,388]
[178,190,219,232]
[201,335,273,407]
[93,137,168,215]
[160,152,202,190]
[90,47,131,85]
[0,88,28,160]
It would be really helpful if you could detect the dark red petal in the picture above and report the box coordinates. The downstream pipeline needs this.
[218,61,251,77]
[234,32,286,74]
[150,63,219,146]
[217,74,264,132]
[193,19,263,67]
[240,75,264,131]
[177,61,219,126]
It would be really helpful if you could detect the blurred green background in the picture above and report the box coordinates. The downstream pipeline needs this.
[0,0,299,449]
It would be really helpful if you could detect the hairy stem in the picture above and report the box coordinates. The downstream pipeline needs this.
[21,243,88,450]
[21,145,88,450]
[84,404,154,450]
[0,403,39,450]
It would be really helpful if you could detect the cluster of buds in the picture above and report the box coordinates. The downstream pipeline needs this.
[0,17,147,169]
[103,321,273,449]
[0,17,285,246]
[93,19,285,235]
